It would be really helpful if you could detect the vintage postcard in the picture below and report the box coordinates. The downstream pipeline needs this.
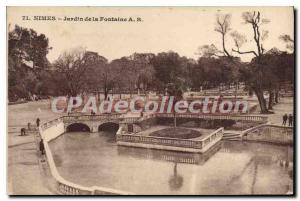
[7,7,294,195]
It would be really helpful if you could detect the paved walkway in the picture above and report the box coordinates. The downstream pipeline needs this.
[8,100,60,195]
[261,97,294,126]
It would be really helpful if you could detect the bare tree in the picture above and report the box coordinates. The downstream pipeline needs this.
[196,44,223,58]
[197,14,232,58]
[279,34,294,51]
[54,48,87,97]
[215,14,232,57]
[231,11,271,113]
[232,11,270,57]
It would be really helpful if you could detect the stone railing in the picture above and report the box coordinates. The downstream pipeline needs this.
[119,116,141,123]
[62,113,121,122]
[188,91,248,97]
[39,118,133,195]
[119,113,267,127]
[117,127,224,153]
[52,112,268,129]
[153,113,268,123]
[241,124,293,144]
[40,117,64,131]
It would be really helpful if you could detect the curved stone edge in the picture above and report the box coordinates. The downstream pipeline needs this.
[39,117,134,195]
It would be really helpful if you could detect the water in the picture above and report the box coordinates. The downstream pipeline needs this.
[49,131,293,195]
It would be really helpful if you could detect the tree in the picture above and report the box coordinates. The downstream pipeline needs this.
[215,14,232,57]
[130,53,156,94]
[232,11,270,57]
[279,34,294,52]
[196,44,222,58]
[110,56,136,97]
[8,25,51,101]
[8,25,51,69]
[231,11,271,113]
[53,48,104,97]
[150,51,189,93]
[109,58,127,99]
[263,50,294,104]
[150,52,192,127]
[83,52,109,100]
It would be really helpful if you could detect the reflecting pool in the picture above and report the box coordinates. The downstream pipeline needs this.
[49,131,293,195]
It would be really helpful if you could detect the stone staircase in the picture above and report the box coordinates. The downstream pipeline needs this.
[222,131,242,141]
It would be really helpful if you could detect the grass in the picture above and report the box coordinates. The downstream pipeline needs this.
[149,127,202,139]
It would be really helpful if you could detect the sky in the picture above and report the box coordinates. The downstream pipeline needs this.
[7,7,294,62]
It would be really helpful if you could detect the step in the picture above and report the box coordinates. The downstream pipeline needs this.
[223,136,241,139]
[223,133,241,137]
[222,138,242,141]
[222,135,242,139]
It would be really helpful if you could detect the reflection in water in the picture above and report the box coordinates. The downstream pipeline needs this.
[117,142,221,165]
[168,163,183,191]
[49,131,293,195]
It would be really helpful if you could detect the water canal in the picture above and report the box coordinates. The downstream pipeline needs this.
[49,130,293,195]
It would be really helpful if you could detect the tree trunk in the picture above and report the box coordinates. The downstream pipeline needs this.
[254,88,269,114]
[268,90,274,110]
[275,90,279,103]
[104,89,108,100]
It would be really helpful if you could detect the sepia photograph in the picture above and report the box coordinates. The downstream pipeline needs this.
[7,6,294,195]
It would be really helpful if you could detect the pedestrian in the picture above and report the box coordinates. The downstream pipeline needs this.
[36,118,40,127]
[288,114,293,126]
[27,122,31,131]
[39,139,45,155]
[283,114,288,126]
[20,128,26,136]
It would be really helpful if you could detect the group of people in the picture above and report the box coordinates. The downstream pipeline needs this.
[282,114,293,126]
[19,117,45,155]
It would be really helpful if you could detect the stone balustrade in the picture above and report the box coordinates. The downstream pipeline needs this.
[151,113,268,123]
[116,127,224,153]
[242,124,293,144]
[62,113,121,122]
[189,91,249,97]
[61,112,268,124]
[40,117,63,131]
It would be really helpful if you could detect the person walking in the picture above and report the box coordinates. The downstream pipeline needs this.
[288,114,293,127]
[36,118,40,127]
[283,114,288,126]
[20,128,26,136]
[27,122,31,131]
[39,139,45,155]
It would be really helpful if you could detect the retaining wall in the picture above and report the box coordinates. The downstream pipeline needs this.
[39,118,133,195]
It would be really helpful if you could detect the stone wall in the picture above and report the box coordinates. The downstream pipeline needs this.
[40,118,133,195]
